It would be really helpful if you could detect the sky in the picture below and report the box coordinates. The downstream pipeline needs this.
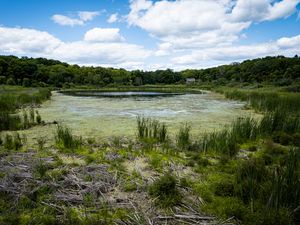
[0,0,300,71]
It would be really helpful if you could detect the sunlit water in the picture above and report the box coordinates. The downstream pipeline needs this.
[17,91,257,143]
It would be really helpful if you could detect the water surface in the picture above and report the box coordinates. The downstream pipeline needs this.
[22,91,256,140]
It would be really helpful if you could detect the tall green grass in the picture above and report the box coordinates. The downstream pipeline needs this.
[0,87,50,131]
[55,124,82,150]
[222,89,300,113]
[1,132,23,151]
[268,148,300,211]
[136,116,168,143]
[201,117,258,156]
[176,123,191,150]
[200,112,300,156]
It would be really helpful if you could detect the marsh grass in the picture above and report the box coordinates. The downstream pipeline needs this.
[2,132,23,151]
[148,173,182,208]
[222,89,300,113]
[55,124,82,151]
[176,123,191,150]
[36,137,47,151]
[0,87,50,131]
[268,148,300,211]
[36,110,42,124]
[201,111,300,156]
[136,116,168,143]
[236,158,267,212]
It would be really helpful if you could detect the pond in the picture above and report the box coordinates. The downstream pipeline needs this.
[18,91,257,143]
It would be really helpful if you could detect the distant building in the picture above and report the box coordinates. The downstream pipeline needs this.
[186,78,196,84]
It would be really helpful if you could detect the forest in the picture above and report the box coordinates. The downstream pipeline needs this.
[0,55,300,87]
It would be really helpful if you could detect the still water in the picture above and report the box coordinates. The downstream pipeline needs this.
[23,91,255,140]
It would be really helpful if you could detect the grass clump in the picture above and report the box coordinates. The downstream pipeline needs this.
[149,173,182,208]
[2,132,23,151]
[55,124,82,151]
[36,136,47,151]
[176,123,191,150]
[136,116,167,143]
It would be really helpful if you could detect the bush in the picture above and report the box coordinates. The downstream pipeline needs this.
[149,173,182,208]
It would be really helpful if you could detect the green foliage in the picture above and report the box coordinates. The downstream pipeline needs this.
[236,158,267,211]
[36,110,42,124]
[136,116,168,143]
[55,124,82,150]
[267,148,300,211]
[224,89,300,114]
[176,123,191,150]
[1,55,300,87]
[36,136,46,151]
[0,87,50,131]
[149,173,182,208]
[3,132,23,150]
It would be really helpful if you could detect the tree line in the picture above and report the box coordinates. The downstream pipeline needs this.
[0,55,299,87]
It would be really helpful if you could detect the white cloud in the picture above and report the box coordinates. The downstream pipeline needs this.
[78,11,100,21]
[127,0,300,53]
[51,15,84,26]
[277,34,300,48]
[107,13,118,23]
[52,11,100,26]
[266,0,300,20]
[171,35,300,68]
[0,26,151,68]
[84,28,124,42]
[232,0,300,22]
[0,27,62,56]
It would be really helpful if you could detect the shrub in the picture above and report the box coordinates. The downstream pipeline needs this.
[149,173,182,208]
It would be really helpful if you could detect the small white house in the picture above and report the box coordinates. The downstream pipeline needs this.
[186,78,196,84]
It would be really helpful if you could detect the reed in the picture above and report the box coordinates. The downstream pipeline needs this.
[223,89,300,113]
[55,124,82,150]
[176,123,191,150]
[136,116,168,143]
[268,148,300,211]
[201,117,258,156]
[36,110,42,124]
[201,111,300,156]
[0,87,50,131]
[3,132,23,151]
[236,158,267,212]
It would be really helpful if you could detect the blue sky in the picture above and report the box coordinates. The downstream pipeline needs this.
[0,0,300,70]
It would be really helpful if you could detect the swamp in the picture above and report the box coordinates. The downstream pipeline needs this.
[0,56,300,225]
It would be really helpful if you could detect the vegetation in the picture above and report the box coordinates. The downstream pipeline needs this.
[54,124,82,151]
[0,55,299,87]
[0,86,51,131]
[136,116,167,143]
[1,54,300,224]
[176,123,191,150]
[148,173,182,208]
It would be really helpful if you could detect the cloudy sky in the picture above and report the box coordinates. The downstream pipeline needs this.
[0,0,300,70]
